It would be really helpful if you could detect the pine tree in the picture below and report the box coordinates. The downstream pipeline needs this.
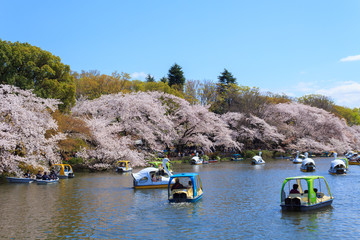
[168,63,185,90]
[145,74,155,82]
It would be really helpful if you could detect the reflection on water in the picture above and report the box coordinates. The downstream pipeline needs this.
[1,158,360,239]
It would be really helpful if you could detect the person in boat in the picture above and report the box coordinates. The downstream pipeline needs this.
[24,170,31,178]
[290,184,300,194]
[42,172,51,180]
[36,171,43,180]
[171,178,184,190]
[187,180,192,189]
[49,170,57,180]
[152,174,157,182]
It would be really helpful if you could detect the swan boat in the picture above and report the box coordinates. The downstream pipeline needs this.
[132,158,174,189]
[190,156,203,165]
[168,173,203,203]
[329,152,347,175]
[116,160,132,172]
[50,164,75,178]
[292,151,302,164]
[300,153,315,172]
[251,151,265,165]
[280,176,333,211]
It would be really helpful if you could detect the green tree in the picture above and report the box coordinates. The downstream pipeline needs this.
[297,94,334,112]
[160,76,168,84]
[167,63,185,90]
[217,68,237,94]
[145,74,155,82]
[0,40,75,112]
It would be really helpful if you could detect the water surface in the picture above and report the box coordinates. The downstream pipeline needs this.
[1,157,359,239]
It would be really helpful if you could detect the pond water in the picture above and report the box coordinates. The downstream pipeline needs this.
[1,157,360,239]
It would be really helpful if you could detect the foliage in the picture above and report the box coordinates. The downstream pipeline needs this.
[297,94,334,112]
[0,85,64,176]
[145,74,155,82]
[0,40,75,112]
[217,68,237,94]
[333,105,360,126]
[168,63,185,90]
[73,70,131,100]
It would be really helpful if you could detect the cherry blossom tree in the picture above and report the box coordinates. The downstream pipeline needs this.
[264,102,360,153]
[72,91,240,166]
[221,112,285,150]
[0,85,64,176]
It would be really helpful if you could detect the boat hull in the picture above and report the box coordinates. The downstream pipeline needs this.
[6,177,34,183]
[134,184,171,189]
[349,161,360,165]
[169,194,203,203]
[300,167,315,172]
[36,179,59,184]
[281,199,333,211]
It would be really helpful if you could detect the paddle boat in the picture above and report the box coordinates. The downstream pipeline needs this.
[329,152,348,175]
[300,153,316,172]
[251,151,265,165]
[6,177,34,183]
[292,151,302,164]
[36,178,59,184]
[168,173,203,203]
[50,164,75,178]
[232,154,243,161]
[280,176,333,211]
[348,153,360,165]
[132,158,174,189]
[190,156,203,165]
[116,160,132,172]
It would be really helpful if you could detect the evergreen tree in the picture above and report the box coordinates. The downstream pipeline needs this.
[145,74,155,82]
[160,76,168,84]
[168,63,185,90]
[217,68,236,94]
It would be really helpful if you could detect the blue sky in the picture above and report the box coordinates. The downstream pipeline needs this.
[1,0,360,108]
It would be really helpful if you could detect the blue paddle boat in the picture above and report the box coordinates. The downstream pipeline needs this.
[168,173,203,203]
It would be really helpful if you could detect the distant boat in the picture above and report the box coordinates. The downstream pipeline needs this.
[50,164,75,178]
[300,153,316,172]
[190,156,203,165]
[329,152,347,175]
[116,160,132,173]
[232,154,243,161]
[292,151,302,164]
[6,177,34,183]
[251,151,265,165]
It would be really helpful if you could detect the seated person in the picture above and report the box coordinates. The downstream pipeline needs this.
[42,172,51,180]
[49,170,57,180]
[187,180,193,189]
[152,174,157,182]
[290,184,300,194]
[36,171,43,179]
[171,178,184,190]
[24,170,31,178]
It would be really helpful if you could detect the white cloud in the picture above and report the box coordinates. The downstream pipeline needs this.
[316,81,360,108]
[131,72,147,80]
[340,55,360,62]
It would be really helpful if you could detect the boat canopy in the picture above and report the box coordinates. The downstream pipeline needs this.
[132,167,159,181]
[281,176,332,205]
[330,159,346,168]
[302,158,315,166]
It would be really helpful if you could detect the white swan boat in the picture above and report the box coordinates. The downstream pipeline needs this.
[132,158,174,189]
[329,152,347,174]
[251,151,265,165]
[300,153,316,172]
[190,156,203,165]
[292,151,302,164]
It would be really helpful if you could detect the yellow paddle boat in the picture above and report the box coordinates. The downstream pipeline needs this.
[50,164,75,178]
[116,160,132,172]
